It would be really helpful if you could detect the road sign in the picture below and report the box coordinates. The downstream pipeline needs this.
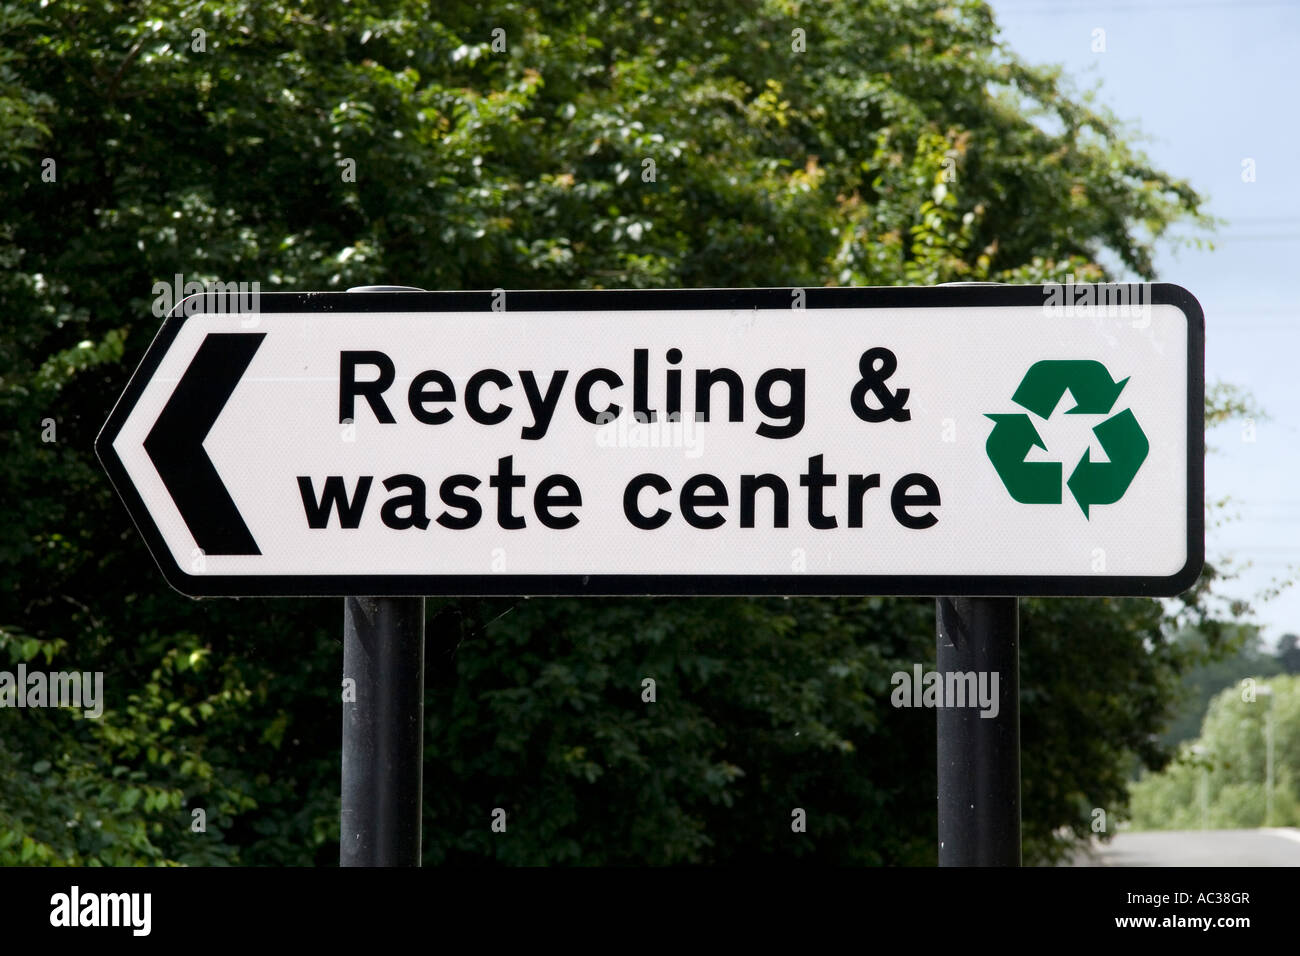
[96,284,1203,597]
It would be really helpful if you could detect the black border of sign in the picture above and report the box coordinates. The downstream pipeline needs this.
[96,284,1205,599]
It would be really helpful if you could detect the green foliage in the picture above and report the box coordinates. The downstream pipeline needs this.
[1130,676,1300,830]
[0,0,1246,865]
[1158,625,1281,748]
[424,596,937,865]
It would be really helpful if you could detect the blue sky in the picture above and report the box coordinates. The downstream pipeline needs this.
[988,0,1300,643]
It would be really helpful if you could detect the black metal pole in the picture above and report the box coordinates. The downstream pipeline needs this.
[936,596,1020,866]
[341,285,427,867]
[341,596,425,866]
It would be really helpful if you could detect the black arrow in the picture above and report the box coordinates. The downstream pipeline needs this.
[144,333,266,556]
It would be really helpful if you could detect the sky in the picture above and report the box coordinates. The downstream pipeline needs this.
[988,0,1300,644]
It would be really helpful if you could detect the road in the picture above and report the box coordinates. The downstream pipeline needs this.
[1070,828,1300,866]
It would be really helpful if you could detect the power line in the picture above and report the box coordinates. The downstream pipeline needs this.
[996,0,1300,12]
[1201,234,1300,242]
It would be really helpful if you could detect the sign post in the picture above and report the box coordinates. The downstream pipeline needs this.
[936,596,1020,865]
[339,287,427,867]
[340,594,424,866]
[97,282,1204,866]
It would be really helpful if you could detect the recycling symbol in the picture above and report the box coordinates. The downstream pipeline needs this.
[985,360,1149,518]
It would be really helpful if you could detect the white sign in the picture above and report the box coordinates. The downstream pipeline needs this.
[97,285,1203,597]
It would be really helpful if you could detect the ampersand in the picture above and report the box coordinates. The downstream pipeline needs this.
[851,347,911,422]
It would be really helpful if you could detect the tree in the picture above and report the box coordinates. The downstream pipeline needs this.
[1158,624,1280,748]
[1130,676,1300,830]
[1278,634,1300,675]
[0,0,1242,865]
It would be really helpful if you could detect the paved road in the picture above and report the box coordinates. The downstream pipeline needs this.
[1070,828,1300,866]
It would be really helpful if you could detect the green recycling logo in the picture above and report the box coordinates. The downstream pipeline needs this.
[985,360,1149,518]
